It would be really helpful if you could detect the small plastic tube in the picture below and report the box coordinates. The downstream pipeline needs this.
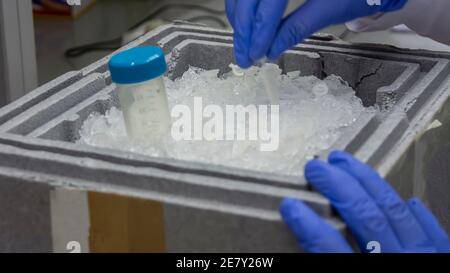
[259,59,280,105]
[230,59,280,105]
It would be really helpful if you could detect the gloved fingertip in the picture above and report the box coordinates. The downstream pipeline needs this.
[304,159,328,178]
[304,160,342,192]
[304,158,324,168]
[249,27,273,62]
[267,56,280,65]
[280,198,302,219]
[267,45,283,61]
[233,34,252,68]
[328,151,382,185]
[267,20,307,60]
[279,199,310,239]
[280,197,354,253]
[237,60,252,69]
[249,49,265,64]
[235,51,253,69]
[279,198,315,236]
[248,32,264,61]
[328,150,352,163]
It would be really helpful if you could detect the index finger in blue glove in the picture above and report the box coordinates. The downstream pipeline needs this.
[280,198,353,253]
[407,198,450,252]
[305,159,402,252]
[232,0,259,68]
[225,0,236,29]
[328,151,434,251]
[268,0,328,60]
[249,0,288,62]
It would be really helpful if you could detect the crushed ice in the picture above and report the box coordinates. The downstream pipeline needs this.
[78,64,376,176]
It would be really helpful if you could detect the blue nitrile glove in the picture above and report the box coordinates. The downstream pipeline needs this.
[280,151,450,253]
[226,0,408,68]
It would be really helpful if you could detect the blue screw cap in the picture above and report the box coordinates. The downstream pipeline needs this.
[109,46,167,84]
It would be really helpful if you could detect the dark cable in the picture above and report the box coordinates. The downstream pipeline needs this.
[128,3,225,31]
[187,15,228,28]
[64,3,226,58]
[64,37,122,58]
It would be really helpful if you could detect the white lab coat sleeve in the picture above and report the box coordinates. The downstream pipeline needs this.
[346,0,450,45]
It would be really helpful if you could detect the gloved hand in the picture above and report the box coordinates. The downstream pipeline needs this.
[226,0,408,68]
[280,150,450,253]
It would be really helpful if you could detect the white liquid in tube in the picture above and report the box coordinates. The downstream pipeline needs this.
[117,77,170,142]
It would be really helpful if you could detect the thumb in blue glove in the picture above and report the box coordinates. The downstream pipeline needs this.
[226,0,408,68]
[280,150,450,253]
